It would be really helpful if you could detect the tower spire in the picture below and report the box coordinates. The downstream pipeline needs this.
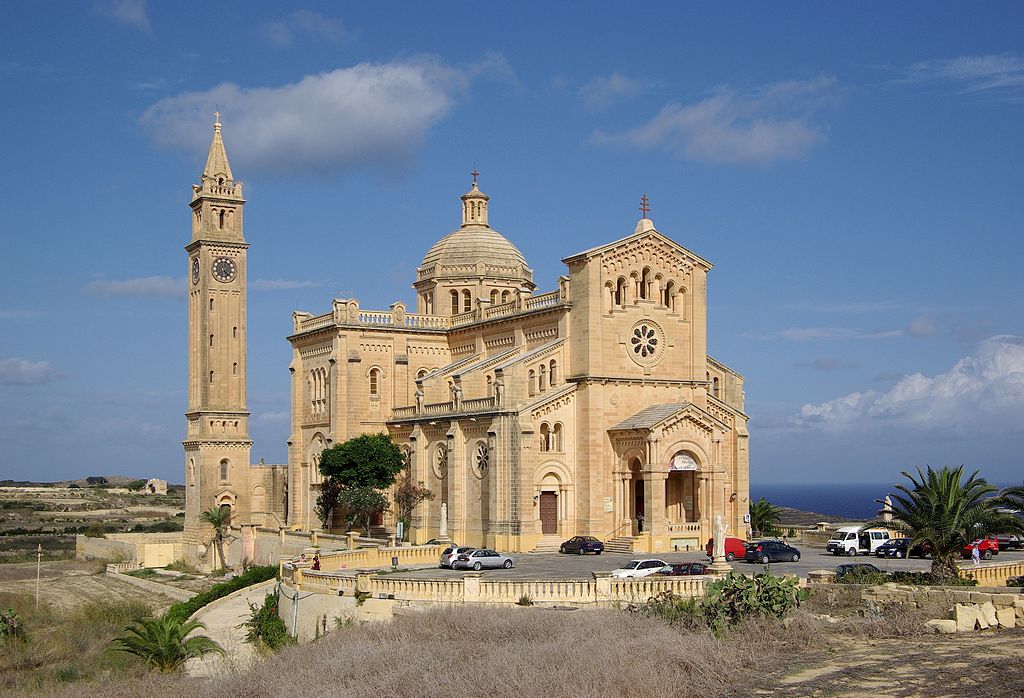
[203,112,233,181]
[460,170,489,227]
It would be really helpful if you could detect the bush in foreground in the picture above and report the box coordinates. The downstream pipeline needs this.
[241,592,294,653]
[109,613,223,672]
[166,565,277,623]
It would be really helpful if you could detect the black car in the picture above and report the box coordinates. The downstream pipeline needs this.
[656,562,710,576]
[744,540,801,563]
[835,563,883,580]
[559,536,604,555]
[875,538,910,558]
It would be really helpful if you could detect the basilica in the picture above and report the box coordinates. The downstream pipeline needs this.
[183,118,751,555]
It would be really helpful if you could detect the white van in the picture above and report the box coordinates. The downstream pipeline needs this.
[825,526,891,556]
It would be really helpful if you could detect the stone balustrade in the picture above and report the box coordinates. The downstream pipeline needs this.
[961,560,1024,587]
[461,396,496,411]
[524,290,561,310]
[422,400,455,415]
[484,300,518,318]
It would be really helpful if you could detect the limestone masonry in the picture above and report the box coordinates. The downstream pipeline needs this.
[184,119,751,554]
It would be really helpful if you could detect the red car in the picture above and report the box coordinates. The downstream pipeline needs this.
[705,537,748,562]
[962,537,999,560]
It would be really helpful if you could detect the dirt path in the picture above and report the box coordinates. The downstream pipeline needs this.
[185,579,278,677]
[756,630,1024,697]
[0,560,178,612]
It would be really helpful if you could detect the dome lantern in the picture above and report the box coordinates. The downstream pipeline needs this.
[461,169,489,227]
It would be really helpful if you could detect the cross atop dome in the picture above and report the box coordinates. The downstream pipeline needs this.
[461,170,490,226]
[635,191,655,234]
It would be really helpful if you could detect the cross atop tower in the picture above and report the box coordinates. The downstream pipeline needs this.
[214,110,221,127]
[471,168,479,186]
[639,192,651,218]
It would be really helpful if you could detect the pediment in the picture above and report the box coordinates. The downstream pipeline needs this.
[563,227,712,278]
[608,402,728,438]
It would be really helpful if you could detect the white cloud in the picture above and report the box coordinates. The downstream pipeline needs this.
[906,314,939,338]
[0,358,62,386]
[904,53,1024,97]
[251,278,321,291]
[259,10,346,47]
[592,76,841,165]
[141,55,511,175]
[794,335,1024,433]
[795,357,861,372]
[578,72,652,109]
[748,326,903,342]
[85,276,183,298]
[97,0,151,33]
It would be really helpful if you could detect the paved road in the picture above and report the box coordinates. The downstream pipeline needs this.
[185,578,277,677]
[386,546,1024,581]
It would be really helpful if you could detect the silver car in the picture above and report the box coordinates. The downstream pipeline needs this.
[440,546,475,568]
[451,548,516,571]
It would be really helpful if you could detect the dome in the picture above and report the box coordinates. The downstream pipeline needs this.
[419,227,529,272]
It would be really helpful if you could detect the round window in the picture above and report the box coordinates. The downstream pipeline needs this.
[627,320,666,367]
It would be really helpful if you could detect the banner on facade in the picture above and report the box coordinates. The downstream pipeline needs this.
[669,452,698,471]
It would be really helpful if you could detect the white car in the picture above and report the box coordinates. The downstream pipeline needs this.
[440,546,475,568]
[610,559,668,578]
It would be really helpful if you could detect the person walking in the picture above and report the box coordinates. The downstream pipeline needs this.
[971,544,981,566]
[636,512,644,534]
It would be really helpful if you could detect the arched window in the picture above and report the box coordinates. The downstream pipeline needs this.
[232,362,237,375]
[209,334,214,347]
[232,326,238,339]
[552,422,563,451]
[640,268,652,300]
[549,360,558,386]
[416,368,429,380]
[490,289,499,304]
[615,277,627,306]
[450,290,459,314]
[663,280,675,309]
[462,289,472,312]
[209,297,215,311]
[218,209,225,229]
[528,369,537,397]
[501,290,510,303]
[369,368,380,397]
[220,459,229,480]
[539,364,548,392]
[209,370,214,383]
[539,422,551,451]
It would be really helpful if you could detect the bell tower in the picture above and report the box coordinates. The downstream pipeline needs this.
[183,114,252,544]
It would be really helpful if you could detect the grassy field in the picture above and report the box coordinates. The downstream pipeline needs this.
[13,588,1023,697]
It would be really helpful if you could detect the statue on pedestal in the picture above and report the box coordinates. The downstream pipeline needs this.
[709,513,732,574]
[439,502,449,540]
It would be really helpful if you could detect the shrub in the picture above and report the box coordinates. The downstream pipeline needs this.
[889,570,976,587]
[241,591,294,652]
[835,568,890,585]
[1,607,25,642]
[109,612,223,672]
[165,565,278,623]
[702,571,808,631]
[1007,576,1023,588]
[83,525,107,538]
[633,591,704,629]
[516,594,534,607]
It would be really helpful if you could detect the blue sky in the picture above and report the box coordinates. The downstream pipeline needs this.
[1,2,1022,485]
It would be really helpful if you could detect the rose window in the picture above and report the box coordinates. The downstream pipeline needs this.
[631,324,658,357]
[474,443,489,478]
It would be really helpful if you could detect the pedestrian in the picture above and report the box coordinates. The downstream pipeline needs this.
[971,544,981,566]
[637,512,644,534]
[312,554,321,571]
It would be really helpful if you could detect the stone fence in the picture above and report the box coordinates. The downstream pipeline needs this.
[808,559,1024,588]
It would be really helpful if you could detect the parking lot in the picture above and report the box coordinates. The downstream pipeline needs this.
[387,545,1024,581]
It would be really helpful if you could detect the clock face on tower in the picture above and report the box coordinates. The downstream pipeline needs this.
[212,257,236,283]
[191,257,200,285]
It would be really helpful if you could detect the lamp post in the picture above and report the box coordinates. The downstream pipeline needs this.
[35,543,43,610]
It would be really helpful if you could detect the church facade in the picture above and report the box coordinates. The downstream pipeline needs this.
[184,119,751,555]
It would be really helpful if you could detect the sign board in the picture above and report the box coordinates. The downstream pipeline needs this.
[669,452,698,471]
[603,496,613,513]
[743,513,751,523]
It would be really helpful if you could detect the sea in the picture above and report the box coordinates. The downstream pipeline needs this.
[751,483,896,520]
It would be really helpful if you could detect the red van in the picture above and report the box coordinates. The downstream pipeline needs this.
[706,537,748,562]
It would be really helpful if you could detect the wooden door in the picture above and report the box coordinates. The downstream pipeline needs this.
[540,492,558,534]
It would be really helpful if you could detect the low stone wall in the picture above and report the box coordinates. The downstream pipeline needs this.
[104,567,195,602]
[77,535,136,562]
[961,559,1024,587]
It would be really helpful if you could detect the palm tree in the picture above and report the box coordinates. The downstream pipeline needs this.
[878,466,1023,581]
[200,505,231,571]
[998,484,1024,515]
[749,498,782,536]
[109,612,223,672]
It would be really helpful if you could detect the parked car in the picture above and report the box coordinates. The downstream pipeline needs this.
[825,526,891,556]
[996,534,1023,551]
[744,540,801,564]
[835,563,884,580]
[560,536,605,555]
[610,559,668,578]
[909,541,934,559]
[656,562,710,576]
[875,538,911,558]
[439,546,475,568]
[705,536,748,562]
[962,538,999,560]
[452,549,516,571]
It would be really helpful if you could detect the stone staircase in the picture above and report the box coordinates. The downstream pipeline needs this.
[531,535,565,553]
[604,536,638,554]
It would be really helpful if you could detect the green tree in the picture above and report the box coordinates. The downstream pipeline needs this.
[338,486,389,535]
[314,477,343,530]
[86,476,108,486]
[878,466,1024,581]
[998,483,1024,518]
[393,471,434,540]
[109,612,223,672]
[318,433,405,489]
[200,506,232,571]
[749,498,782,536]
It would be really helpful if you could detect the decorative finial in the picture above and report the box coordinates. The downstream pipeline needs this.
[471,168,479,187]
[214,110,221,130]
[639,192,651,219]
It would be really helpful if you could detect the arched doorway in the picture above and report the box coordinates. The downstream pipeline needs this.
[667,451,700,523]
[539,492,558,534]
[629,457,644,534]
